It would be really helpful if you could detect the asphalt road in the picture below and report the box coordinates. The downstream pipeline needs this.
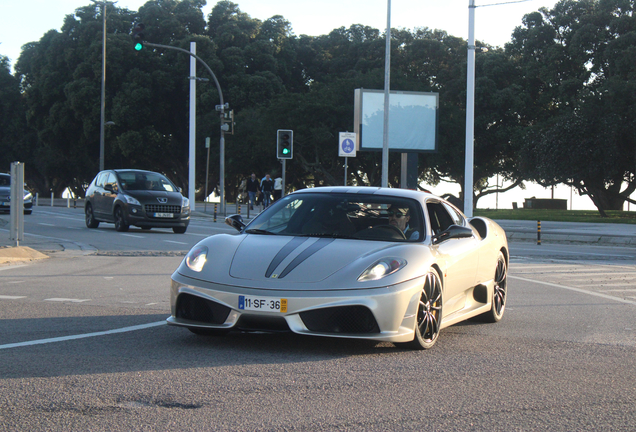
[1,207,635,431]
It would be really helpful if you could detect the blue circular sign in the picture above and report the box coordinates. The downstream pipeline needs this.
[341,138,354,154]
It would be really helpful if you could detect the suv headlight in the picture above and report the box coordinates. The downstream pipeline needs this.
[124,195,141,206]
[182,197,190,211]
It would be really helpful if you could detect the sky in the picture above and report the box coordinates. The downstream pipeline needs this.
[2,0,622,211]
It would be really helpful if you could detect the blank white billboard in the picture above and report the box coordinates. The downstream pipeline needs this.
[354,89,438,152]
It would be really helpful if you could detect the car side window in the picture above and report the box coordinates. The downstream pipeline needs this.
[426,201,455,235]
[95,173,107,188]
[443,202,465,227]
[105,173,118,192]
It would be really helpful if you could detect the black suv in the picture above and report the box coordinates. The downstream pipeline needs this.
[85,169,190,233]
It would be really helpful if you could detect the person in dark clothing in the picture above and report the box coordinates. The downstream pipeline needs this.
[261,173,274,208]
[246,173,260,210]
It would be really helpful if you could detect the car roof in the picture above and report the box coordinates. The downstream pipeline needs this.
[289,186,438,201]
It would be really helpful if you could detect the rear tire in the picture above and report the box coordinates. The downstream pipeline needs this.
[481,251,507,323]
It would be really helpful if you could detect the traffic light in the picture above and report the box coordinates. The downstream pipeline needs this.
[132,23,145,51]
[277,129,293,159]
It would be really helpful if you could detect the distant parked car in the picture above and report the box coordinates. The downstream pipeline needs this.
[84,169,190,233]
[0,173,33,215]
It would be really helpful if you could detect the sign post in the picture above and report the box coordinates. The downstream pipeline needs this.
[339,132,357,186]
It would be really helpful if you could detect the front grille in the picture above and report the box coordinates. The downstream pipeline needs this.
[175,293,231,325]
[145,204,181,214]
[300,306,380,334]
[236,315,290,332]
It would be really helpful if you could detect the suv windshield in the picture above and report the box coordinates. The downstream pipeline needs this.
[117,172,177,192]
[247,193,423,242]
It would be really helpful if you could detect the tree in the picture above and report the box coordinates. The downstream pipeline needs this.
[509,0,636,214]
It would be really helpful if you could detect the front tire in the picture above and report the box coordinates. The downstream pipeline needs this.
[173,226,187,234]
[399,268,443,350]
[114,206,129,232]
[85,204,99,228]
[482,251,507,323]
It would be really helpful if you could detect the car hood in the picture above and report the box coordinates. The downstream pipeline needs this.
[178,233,433,291]
[125,190,183,204]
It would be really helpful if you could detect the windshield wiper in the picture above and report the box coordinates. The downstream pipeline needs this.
[244,228,276,235]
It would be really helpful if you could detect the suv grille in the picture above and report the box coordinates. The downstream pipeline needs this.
[300,306,380,334]
[145,204,181,214]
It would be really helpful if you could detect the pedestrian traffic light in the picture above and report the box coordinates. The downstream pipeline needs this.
[132,23,145,51]
[277,129,293,159]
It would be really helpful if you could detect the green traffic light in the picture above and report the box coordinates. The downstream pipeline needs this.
[282,148,290,155]
[134,42,143,51]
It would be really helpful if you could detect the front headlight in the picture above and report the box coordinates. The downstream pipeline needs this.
[185,246,208,272]
[124,194,141,206]
[358,257,407,282]
[182,197,190,209]
[23,192,33,201]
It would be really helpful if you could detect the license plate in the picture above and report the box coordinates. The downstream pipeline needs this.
[238,295,287,313]
[153,212,174,218]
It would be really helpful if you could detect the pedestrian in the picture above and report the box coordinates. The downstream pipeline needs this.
[273,175,283,201]
[261,173,274,208]
[246,173,260,210]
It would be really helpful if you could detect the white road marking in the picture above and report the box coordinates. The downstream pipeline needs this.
[121,234,145,238]
[0,295,26,299]
[0,265,28,272]
[0,321,166,350]
[44,298,91,303]
[7,280,25,284]
[509,275,636,306]
[164,240,188,245]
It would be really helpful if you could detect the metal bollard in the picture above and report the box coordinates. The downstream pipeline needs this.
[238,203,241,216]
[51,192,54,207]
[214,203,217,223]
[537,220,541,245]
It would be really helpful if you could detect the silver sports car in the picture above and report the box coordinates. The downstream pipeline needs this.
[168,187,508,349]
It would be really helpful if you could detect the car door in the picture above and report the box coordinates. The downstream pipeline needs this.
[91,172,109,218]
[426,200,480,317]
[101,172,119,219]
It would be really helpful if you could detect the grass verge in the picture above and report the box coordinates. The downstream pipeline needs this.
[473,209,636,224]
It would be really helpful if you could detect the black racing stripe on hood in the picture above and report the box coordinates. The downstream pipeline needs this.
[265,236,309,278]
[277,238,335,279]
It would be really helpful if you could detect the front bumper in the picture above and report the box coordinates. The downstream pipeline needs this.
[167,272,425,343]
[126,205,190,228]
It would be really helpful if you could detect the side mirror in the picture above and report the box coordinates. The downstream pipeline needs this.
[433,225,473,244]
[104,184,114,193]
[225,214,246,232]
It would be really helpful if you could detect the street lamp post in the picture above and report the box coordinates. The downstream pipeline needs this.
[464,0,476,217]
[143,41,227,214]
[99,0,107,171]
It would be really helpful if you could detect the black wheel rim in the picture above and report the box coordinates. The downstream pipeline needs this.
[493,256,507,316]
[417,271,442,343]
[86,207,93,225]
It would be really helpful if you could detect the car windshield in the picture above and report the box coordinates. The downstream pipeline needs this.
[117,172,177,192]
[0,175,10,187]
[246,192,423,242]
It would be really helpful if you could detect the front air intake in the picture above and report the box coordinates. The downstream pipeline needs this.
[175,293,231,325]
[300,306,380,334]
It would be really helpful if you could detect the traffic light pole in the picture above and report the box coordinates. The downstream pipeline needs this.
[144,41,227,214]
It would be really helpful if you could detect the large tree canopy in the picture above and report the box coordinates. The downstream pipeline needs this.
[3,0,633,216]
[508,0,636,213]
